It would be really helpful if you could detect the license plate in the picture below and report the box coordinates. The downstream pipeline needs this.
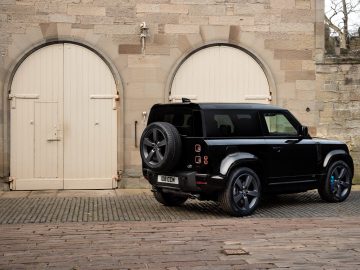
[157,175,179,185]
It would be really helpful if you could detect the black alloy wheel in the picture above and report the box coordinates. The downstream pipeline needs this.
[142,128,167,166]
[219,167,261,217]
[140,122,182,172]
[232,173,260,211]
[319,160,352,202]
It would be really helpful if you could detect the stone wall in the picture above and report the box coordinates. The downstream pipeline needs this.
[0,0,321,188]
[316,59,360,182]
[350,37,360,52]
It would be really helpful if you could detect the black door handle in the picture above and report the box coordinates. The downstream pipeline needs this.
[272,146,282,152]
[285,139,300,144]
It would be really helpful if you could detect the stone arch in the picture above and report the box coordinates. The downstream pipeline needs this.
[5,39,124,97]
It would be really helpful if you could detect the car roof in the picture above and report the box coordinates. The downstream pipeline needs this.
[152,102,285,111]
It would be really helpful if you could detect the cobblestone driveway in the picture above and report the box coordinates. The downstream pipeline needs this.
[0,190,359,224]
[1,190,360,269]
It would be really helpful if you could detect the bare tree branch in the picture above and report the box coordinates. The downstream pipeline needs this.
[324,0,358,49]
[325,15,343,35]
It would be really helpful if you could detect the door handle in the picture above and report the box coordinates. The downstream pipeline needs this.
[47,138,60,142]
[47,128,61,142]
[285,139,300,144]
[272,146,282,152]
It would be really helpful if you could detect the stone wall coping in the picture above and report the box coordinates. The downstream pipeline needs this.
[318,56,360,65]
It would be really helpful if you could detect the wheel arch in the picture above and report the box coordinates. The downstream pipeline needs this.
[220,152,265,184]
[323,150,354,176]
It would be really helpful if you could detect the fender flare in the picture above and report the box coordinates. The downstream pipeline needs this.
[220,152,259,176]
[323,149,349,168]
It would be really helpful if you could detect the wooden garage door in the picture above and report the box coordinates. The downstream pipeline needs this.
[10,43,118,190]
[170,45,271,103]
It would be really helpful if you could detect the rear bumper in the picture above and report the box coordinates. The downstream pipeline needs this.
[142,169,225,193]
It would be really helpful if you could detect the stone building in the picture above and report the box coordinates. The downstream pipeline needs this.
[1,0,357,191]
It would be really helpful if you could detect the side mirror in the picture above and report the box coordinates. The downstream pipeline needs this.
[299,126,308,137]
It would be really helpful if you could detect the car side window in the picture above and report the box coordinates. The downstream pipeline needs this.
[149,107,203,137]
[204,110,261,137]
[214,114,234,136]
[263,112,298,136]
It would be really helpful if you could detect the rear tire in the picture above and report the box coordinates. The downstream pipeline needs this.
[219,167,261,217]
[153,189,188,206]
[318,160,352,202]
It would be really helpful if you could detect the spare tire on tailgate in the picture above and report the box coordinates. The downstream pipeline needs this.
[140,122,182,172]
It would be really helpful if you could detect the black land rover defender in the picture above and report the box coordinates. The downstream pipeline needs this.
[140,102,354,216]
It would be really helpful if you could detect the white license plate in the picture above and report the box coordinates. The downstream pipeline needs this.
[157,175,179,185]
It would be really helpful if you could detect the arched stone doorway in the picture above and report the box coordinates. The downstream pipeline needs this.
[10,42,119,190]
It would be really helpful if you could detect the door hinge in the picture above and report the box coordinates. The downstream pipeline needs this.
[116,170,123,181]
[169,95,197,102]
[8,94,40,99]
[90,94,119,110]
[8,93,40,109]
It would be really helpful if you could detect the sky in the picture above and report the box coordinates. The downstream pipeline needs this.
[325,0,360,34]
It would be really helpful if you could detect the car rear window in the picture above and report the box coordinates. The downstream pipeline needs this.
[148,106,203,137]
[204,110,262,137]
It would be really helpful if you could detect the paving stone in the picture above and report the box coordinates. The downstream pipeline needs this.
[1,217,360,269]
[223,249,249,255]
[1,191,360,224]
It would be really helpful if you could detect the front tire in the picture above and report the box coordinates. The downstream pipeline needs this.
[153,189,188,206]
[219,167,261,217]
[318,160,352,202]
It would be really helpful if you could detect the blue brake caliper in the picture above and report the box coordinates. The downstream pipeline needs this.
[330,175,335,192]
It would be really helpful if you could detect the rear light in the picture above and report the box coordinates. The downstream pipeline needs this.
[194,144,208,166]
[196,174,208,185]
[203,156,208,165]
[195,144,201,152]
[196,181,207,185]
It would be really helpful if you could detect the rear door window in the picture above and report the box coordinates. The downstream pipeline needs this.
[148,106,203,137]
[204,110,261,137]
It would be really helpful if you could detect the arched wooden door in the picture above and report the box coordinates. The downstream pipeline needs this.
[10,43,118,190]
[170,45,271,103]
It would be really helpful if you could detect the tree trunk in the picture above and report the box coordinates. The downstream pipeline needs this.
[339,32,348,50]
[342,0,350,49]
